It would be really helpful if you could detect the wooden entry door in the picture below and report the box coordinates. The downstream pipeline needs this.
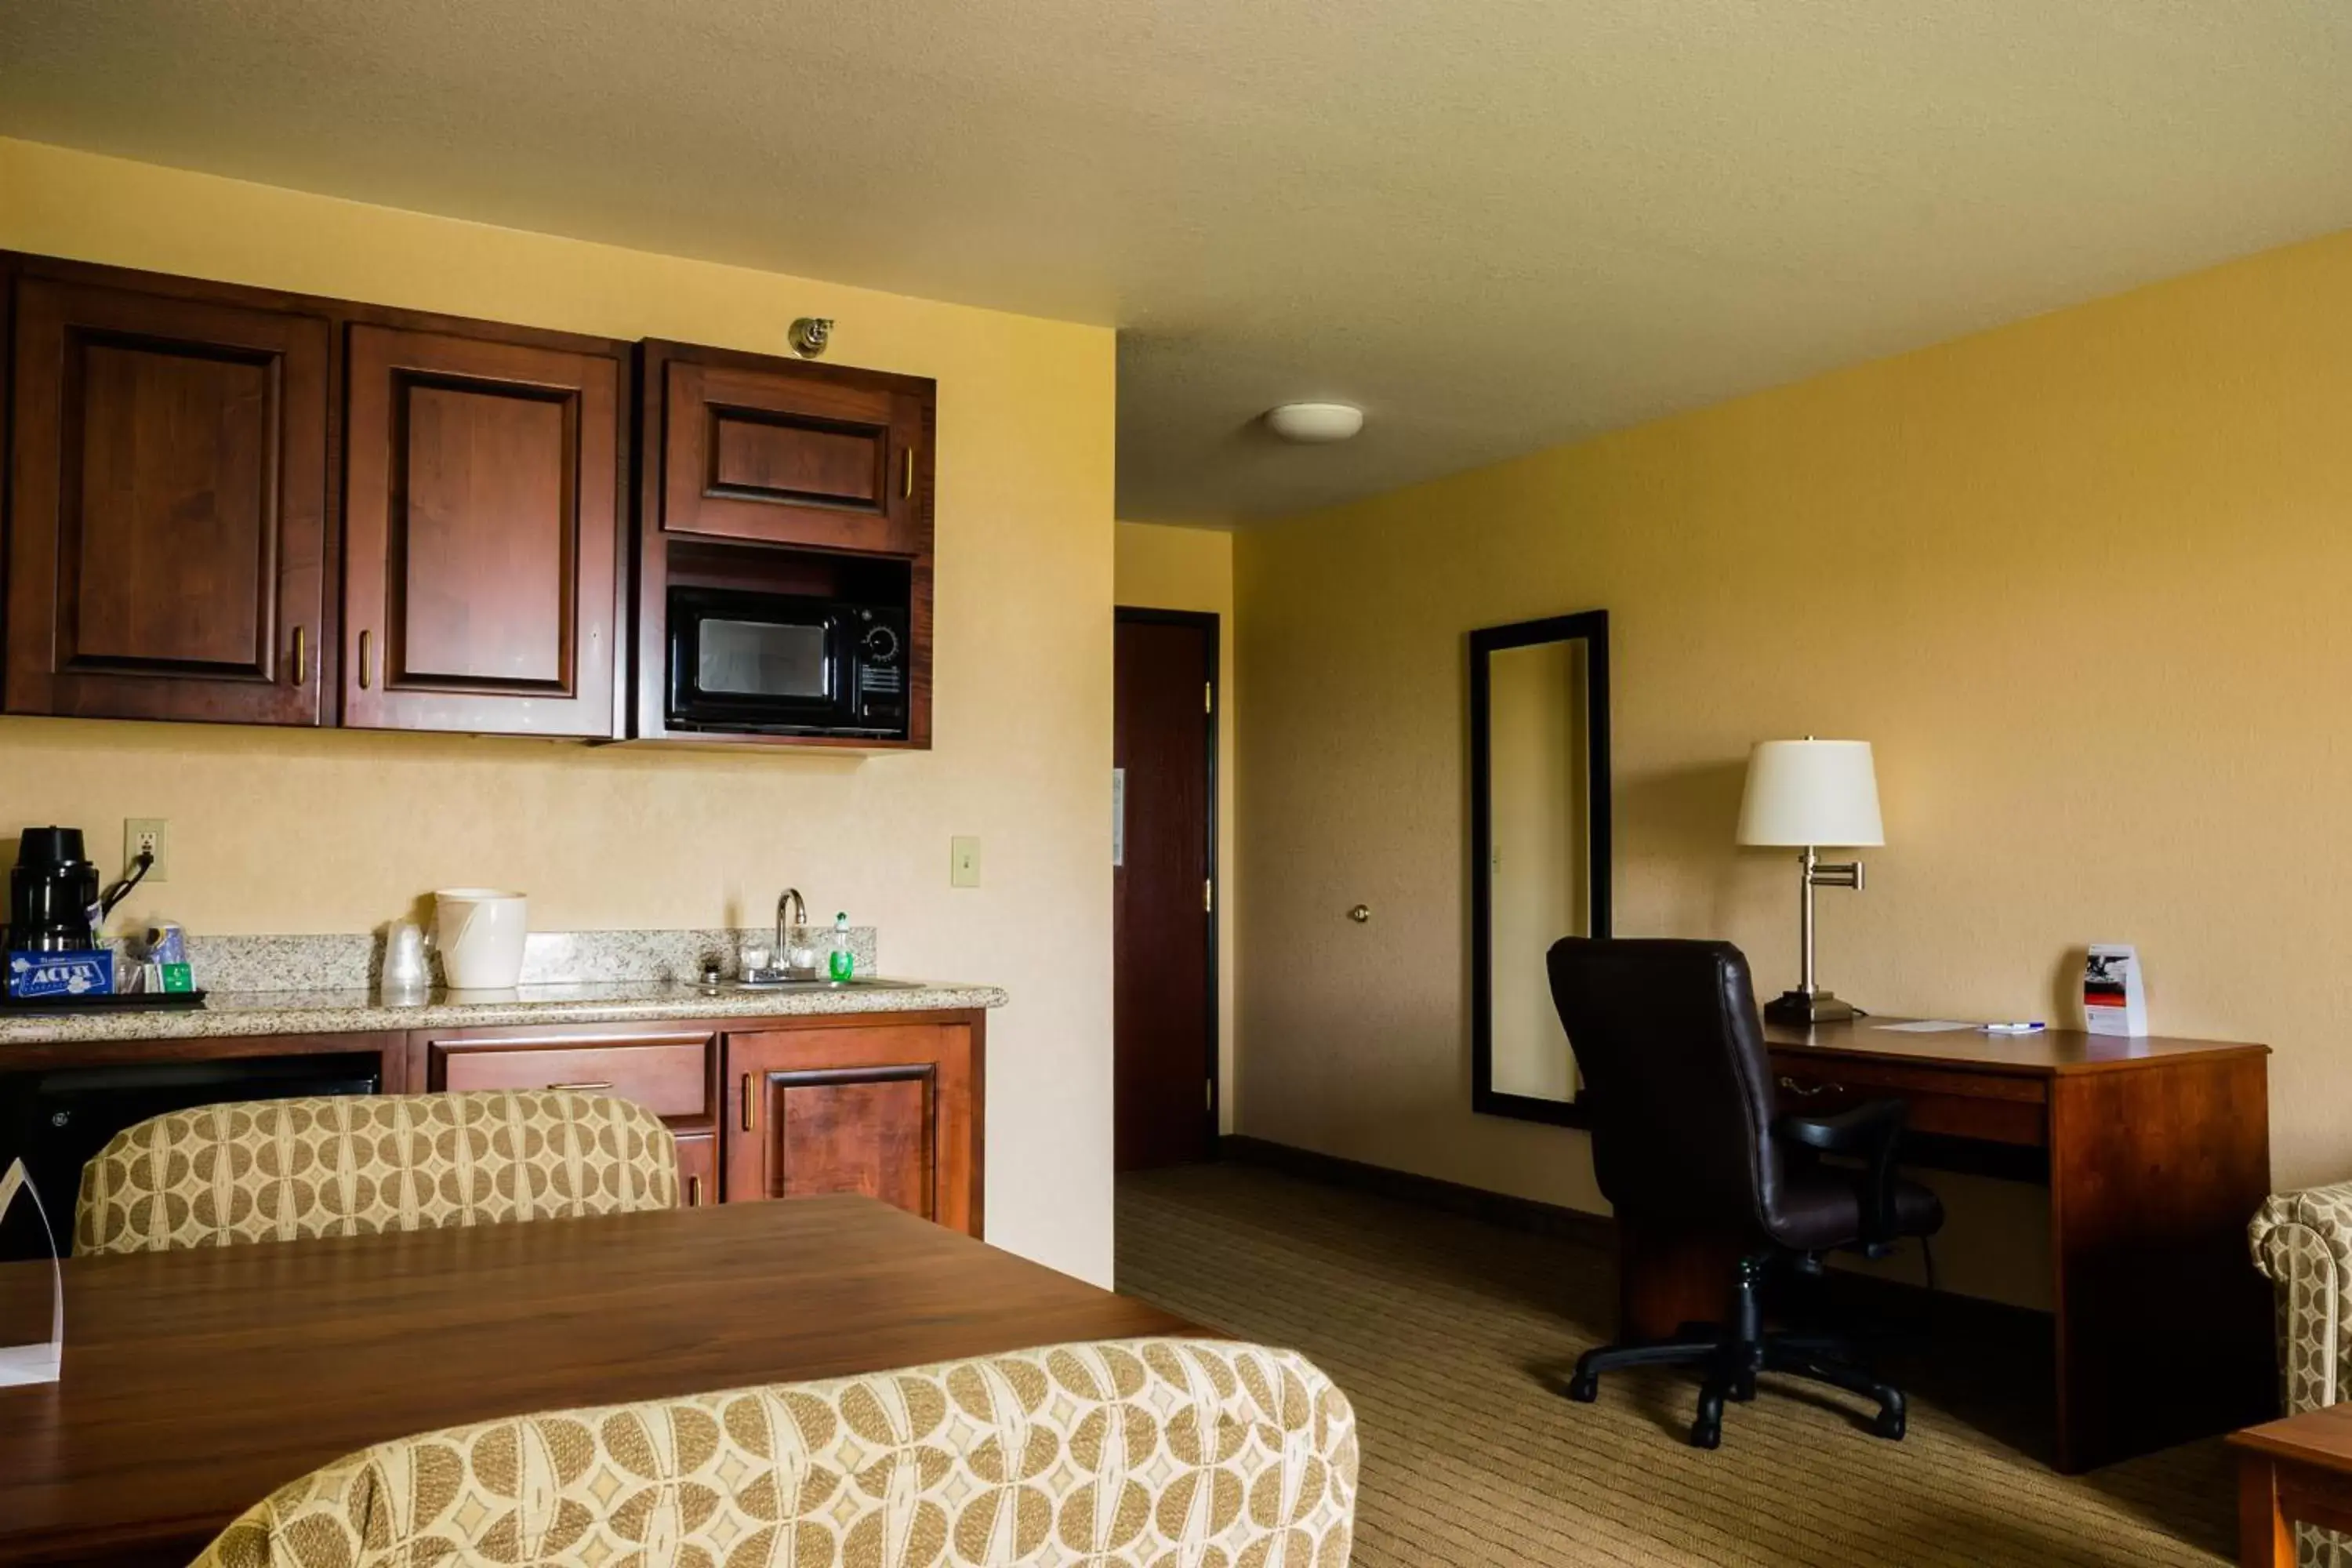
[1114,610,1218,1171]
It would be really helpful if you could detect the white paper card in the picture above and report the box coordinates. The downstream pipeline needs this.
[2083,943,2150,1036]
[0,1157,64,1386]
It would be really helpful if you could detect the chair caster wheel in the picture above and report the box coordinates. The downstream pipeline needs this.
[1873,1407,1906,1441]
[1730,1374,1757,1403]
[1567,1373,1599,1403]
[1690,1419,1722,1450]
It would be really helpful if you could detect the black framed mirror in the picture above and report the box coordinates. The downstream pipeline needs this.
[1470,609,1610,1127]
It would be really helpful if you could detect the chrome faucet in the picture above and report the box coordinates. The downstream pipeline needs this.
[775,887,808,960]
[760,887,813,982]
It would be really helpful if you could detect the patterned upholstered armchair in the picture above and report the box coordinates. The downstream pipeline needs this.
[192,1338,1357,1568]
[75,1089,678,1255]
[2252,1181,2352,1567]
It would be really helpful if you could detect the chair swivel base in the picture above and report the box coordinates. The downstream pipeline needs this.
[1565,1254,1907,1449]
[1566,1329,1906,1448]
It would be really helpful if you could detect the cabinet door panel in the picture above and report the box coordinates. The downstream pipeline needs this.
[775,1069,931,1212]
[6,277,327,724]
[659,358,927,556]
[344,325,619,735]
[675,1132,717,1209]
[401,383,571,684]
[724,1024,975,1235]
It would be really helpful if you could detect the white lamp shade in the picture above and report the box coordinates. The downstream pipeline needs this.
[1737,739,1884,848]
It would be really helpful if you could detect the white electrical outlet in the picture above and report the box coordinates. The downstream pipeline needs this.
[950,836,982,888]
[125,818,169,884]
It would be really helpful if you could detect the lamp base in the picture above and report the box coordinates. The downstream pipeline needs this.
[1763,989,1860,1027]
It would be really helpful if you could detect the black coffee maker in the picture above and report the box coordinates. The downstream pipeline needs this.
[7,826,147,953]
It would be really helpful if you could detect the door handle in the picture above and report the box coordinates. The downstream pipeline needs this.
[358,629,375,689]
[903,448,914,499]
[545,1080,613,1093]
[290,626,307,686]
[741,1073,756,1131]
[687,1174,703,1207]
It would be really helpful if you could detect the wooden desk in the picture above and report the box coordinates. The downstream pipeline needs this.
[0,1197,1193,1567]
[1619,1018,2273,1473]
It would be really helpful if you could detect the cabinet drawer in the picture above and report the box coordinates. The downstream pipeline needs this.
[1770,1056,2047,1149]
[437,1040,710,1120]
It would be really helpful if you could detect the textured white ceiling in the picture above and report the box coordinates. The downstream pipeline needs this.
[5,1,2350,522]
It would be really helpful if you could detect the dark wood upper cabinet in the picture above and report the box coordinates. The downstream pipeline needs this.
[5,272,329,724]
[647,339,932,557]
[1,257,942,750]
[632,341,936,750]
[342,324,624,736]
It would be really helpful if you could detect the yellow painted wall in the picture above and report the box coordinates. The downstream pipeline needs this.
[0,139,1120,1284]
[1236,224,2352,1308]
[1112,521,1238,1130]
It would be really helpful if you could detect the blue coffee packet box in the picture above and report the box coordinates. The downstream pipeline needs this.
[7,950,114,1000]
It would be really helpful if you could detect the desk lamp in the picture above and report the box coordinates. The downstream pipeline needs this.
[1737,739,1883,1025]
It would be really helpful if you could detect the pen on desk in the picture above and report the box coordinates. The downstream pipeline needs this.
[1983,1022,2046,1033]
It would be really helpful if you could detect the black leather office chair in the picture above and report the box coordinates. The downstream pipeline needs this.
[1546,936,1944,1449]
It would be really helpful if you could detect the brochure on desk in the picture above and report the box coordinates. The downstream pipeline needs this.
[0,1157,62,1385]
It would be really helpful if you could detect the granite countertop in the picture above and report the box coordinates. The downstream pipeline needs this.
[0,977,1009,1046]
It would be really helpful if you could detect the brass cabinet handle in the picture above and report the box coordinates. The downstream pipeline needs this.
[546,1080,613,1092]
[687,1174,703,1207]
[290,626,307,686]
[358,629,374,689]
[902,448,914,499]
[741,1073,756,1131]
[1777,1076,1846,1098]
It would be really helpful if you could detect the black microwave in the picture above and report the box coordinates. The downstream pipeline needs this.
[666,587,909,739]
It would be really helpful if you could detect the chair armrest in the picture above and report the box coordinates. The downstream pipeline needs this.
[2250,1181,2352,1414]
[1776,1098,1907,1247]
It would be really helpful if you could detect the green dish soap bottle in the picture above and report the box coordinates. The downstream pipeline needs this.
[828,912,855,982]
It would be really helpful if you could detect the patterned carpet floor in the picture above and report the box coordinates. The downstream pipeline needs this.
[1114,1161,2234,1568]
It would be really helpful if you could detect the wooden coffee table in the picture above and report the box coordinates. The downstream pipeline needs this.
[2233,1404,2352,1564]
[0,1196,1194,1566]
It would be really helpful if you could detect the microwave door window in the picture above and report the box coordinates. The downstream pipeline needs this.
[699,619,830,700]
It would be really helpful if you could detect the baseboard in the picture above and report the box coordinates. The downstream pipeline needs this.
[1216,1134,1615,1250]
[1214,1133,2053,1341]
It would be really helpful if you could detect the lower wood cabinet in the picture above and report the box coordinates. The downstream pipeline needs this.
[723,1019,980,1236]
[0,1009,984,1238]
[410,1010,981,1232]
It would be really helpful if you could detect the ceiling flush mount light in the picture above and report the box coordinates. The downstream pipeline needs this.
[1265,401,1364,444]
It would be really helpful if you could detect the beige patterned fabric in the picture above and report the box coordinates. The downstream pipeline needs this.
[76,1090,678,1257]
[2252,1181,2352,1568]
[191,1338,1356,1568]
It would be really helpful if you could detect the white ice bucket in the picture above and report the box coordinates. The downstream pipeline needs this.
[433,889,528,989]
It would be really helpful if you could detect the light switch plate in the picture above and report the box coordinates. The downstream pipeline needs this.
[950,836,982,888]
[125,818,169,884]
